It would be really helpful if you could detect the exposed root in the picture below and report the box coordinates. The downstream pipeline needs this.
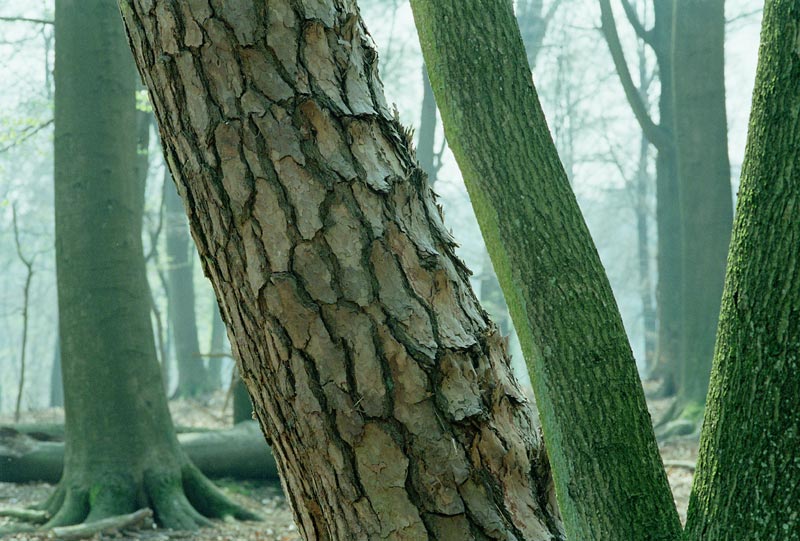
[655,400,704,443]
[3,465,261,537]
[52,508,152,540]
[0,507,49,523]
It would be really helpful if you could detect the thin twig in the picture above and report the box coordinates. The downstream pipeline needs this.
[12,205,35,423]
[0,16,53,25]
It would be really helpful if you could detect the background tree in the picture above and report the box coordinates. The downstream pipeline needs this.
[411,0,679,539]
[684,1,800,537]
[119,1,563,539]
[48,0,253,528]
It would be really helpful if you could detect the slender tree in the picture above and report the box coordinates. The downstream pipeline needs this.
[411,0,679,539]
[165,171,211,397]
[49,0,253,528]
[684,2,800,538]
[119,1,563,539]
[599,0,682,395]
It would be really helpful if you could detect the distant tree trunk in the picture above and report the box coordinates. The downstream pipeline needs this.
[668,0,733,432]
[207,304,226,388]
[50,335,63,408]
[119,1,562,539]
[51,1,253,528]
[684,3,800,538]
[412,1,680,539]
[232,376,253,425]
[599,0,682,395]
[165,172,210,398]
[416,65,437,185]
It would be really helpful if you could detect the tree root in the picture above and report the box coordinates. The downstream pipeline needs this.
[1,464,261,537]
[654,400,704,443]
[0,507,49,523]
[52,508,152,540]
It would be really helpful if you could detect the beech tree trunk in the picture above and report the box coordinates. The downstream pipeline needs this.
[411,1,680,539]
[52,1,252,528]
[684,3,800,538]
[416,65,437,186]
[119,2,562,540]
[670,0,733,430]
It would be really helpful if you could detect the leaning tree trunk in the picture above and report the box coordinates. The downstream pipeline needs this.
[165,171,210,398]
[416,65,438,185]
[684,2,800,539]
[411,1,680,539]
[119,2,562,540]
[668,0,733,433]
[51,0,253,529]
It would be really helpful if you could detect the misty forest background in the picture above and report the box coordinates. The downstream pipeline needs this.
[0,0,762,413]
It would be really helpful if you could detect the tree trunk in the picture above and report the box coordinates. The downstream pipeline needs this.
[50,336,63,408]
[232,376,253,425]
[119,2,562,539]
[207,303,227,388]
[668,0,733,431]
[52,1,253,529]
[684,3,800,538]
[411,1,680,539]
[165,171,210,398]
[634,133,657,372]
[1,422,278,483]
[416,65,437,185]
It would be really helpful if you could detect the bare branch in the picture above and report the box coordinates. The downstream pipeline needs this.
[0,119,53,154]
[598,0,671,151]
[619,0,654,45]
[0,16,53,25]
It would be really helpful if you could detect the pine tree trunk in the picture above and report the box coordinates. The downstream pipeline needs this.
[165,172,210,397]
[410,1,680,539]
[684,3,800,538]
[52,1,252,528]
[669,0,733,430]
[119,2,562,539]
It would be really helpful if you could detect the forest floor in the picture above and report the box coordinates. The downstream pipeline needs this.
[1,387,696,539]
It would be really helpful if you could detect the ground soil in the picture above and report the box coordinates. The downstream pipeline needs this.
[1,387,695,539]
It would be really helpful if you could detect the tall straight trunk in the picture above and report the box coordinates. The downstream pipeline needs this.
[119,2,562,539]
[670,0,733,427]
[635,133,657,371]
[232,376,253,425]
[411,1,680,540]
[165,172,210,398]
[51,1,252,528]
[50,335,63,408]
[684,3,800,538]
[208,304,226,388]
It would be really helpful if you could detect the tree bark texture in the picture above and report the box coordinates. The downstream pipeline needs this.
[668,0,734,428]
[166,170,211,397]
[410,1,680,540]
[119,2,562,540]
[684,2,800,538]
[53,0,251,528]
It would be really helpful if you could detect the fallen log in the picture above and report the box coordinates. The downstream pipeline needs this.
[0,422,278,483]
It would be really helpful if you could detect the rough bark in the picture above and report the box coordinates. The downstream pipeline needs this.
[668,0,733,432]
[52,0,253,529]
[411,1,680,539]
[119,1,562,539]
[0,422,279,483]
[684,2,800,538]
[599,0,682,394]
[166,170,212,397]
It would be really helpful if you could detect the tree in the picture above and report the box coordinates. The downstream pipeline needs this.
[666,0,733,433]
[411,0,680,539]
[119,1,562,539]
[49,0,252,528]
[684,2,800,538]
[165,171,212,397]
[599,0,682,395]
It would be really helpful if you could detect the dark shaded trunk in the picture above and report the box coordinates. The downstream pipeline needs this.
[232,376,253,425]
[51,1,253,529]
[119,1,562,539]
[412,1,680,539]
[49,336,63,409]
[684,3,800,537]
[207,304,227,388]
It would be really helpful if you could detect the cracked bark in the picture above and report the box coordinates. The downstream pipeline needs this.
[118,1,561,540]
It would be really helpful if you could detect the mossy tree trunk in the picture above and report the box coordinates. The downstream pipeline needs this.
[119,1,562,539]
[684,2,800,538]
[51,0,253,529]
[668,0,733,433]
[165,171,211,398]
[411,1,680,539]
